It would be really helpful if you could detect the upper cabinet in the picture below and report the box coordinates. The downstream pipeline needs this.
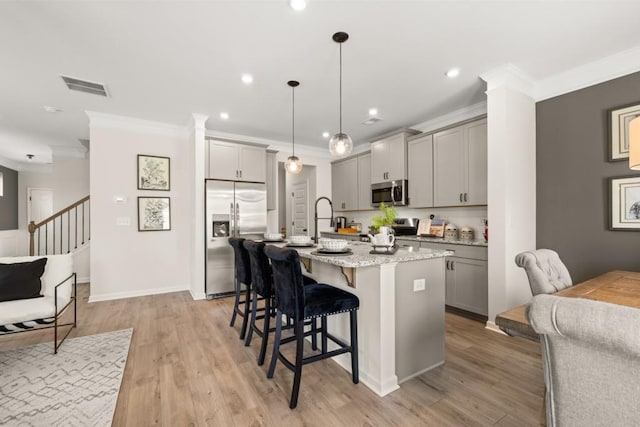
[332,157,358,211]
[357,153,372,210]
[208,140,266,183]
[433,118,487,207]
[370,130,418,184]
[407,134,433,208]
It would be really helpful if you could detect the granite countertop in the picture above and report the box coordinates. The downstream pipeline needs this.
[275,241,452,268]
[395,235,489,247]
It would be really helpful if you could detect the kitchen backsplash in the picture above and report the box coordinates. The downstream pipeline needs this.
[343,206,488,241]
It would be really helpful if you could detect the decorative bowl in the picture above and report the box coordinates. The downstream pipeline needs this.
[319,238,348,251]
[264,233,283,241]
[289,235,312,244]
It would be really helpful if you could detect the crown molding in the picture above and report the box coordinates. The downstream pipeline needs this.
[534,45,640,101]
[190,113,208,131]
[411,102,488,134]
[86,111,189,138]
[480,63,536,97]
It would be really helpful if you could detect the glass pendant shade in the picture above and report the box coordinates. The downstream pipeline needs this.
[629,117,640,170]
[285,155,303,174]
[329,132,353,157]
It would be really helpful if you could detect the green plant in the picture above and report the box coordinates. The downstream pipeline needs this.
[370,202,397,233]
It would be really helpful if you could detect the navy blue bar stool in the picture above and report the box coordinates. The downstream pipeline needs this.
[243,240,319,365]
[264,245,359,409]
[228,237,252,340]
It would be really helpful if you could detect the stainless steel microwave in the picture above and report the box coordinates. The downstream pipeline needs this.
[371,180,408,207]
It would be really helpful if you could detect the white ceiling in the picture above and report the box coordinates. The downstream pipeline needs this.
[1,0,640,167]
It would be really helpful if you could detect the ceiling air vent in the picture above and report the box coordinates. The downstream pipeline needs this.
[361,116,383,126]
[61,75,109,97]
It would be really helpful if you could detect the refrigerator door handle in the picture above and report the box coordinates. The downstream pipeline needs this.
[236,203,240,235]
[230,203,235,237]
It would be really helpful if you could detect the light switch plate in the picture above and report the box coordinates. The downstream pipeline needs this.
[413,278,426,292]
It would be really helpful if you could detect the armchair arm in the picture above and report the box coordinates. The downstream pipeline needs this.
[54,273,77,315]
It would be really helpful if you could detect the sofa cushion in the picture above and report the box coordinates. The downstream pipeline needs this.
[0,254,73,298]
[0,258,48,302]
[0,296,58,326]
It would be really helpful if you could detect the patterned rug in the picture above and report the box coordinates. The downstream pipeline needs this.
[0,329,133,426]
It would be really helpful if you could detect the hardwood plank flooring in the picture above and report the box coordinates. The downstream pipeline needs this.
[0,284,544,426]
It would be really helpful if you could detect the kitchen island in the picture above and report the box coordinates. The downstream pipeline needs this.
[274,241,451,396]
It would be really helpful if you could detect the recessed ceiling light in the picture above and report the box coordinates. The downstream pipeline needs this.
[322,132,330,138]
[289,0,306,11]
[241,74,253,84]
[43,106,63,113]
[445,68,461,78]
[368,108,378,116]
[220,112,229,120]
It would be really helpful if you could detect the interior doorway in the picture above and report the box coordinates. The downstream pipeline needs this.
[291,181,309,236]
[27,188,53,224]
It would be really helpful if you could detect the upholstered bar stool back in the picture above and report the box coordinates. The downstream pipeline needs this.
[264,245,359,409]
[515,249,572,296]
[228,237,252,340]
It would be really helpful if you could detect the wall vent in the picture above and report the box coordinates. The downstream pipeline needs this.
[61,75,109,97]
[361,116,383,126]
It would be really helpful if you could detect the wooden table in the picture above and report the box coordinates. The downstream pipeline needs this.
[496,270,640,340]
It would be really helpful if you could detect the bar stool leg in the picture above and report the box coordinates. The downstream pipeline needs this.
[267,311,283,379]
[321,316,328,354]
[239,285,251,340]
[350,310,359,384]
[257,297,271,366]
[311,318,318,351]
[230,277,240,327]
[290,319,305,409]
[245,289,259,346]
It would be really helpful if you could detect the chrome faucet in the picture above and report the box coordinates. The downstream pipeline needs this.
[314,197,334,243]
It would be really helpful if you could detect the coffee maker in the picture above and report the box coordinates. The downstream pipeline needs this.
[334,216,347,231]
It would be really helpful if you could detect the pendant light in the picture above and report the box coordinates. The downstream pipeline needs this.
[629,117,640,169]
[285,80,303,174]
[329,31,353,157]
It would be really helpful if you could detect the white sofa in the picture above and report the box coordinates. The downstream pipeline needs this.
[0,254,76,353]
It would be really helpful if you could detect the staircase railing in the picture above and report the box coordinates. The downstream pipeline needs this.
[28,196,90,256]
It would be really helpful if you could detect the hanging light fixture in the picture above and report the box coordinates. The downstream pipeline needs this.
[629,117,640,169]
[285,80,303,174]
[329,31,353,157]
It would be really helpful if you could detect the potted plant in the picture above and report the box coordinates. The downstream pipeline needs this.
[370,202,397,234]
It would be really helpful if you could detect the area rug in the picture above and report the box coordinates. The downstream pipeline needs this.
[0,328,133,426]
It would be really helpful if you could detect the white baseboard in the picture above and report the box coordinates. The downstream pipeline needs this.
[189,288,206,300]
[485,321,507,335]
[88,286,188,303]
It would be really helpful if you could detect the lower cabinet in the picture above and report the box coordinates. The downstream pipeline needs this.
[419,242,488,318]
[445,257,488,316]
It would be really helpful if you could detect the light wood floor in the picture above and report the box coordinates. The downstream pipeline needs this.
[0,284,544,426]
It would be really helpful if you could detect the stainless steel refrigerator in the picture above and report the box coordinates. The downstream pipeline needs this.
[205,179,267,298]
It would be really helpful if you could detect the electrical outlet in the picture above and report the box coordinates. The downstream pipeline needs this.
[413,278,426,292]
[116,216,131,226]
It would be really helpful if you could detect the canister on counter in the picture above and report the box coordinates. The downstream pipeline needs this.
[444,224,458,240]
[460,226,474,242]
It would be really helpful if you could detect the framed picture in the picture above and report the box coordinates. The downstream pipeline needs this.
[609,175,640,231]
[138,197,171,231]
[609,102,640,161]
[137,154,170,190]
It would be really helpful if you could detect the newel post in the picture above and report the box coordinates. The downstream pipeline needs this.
[28,221,36,256]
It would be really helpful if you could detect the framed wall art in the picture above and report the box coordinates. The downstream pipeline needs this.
[138,197,171,231]
[609,102,640,161]
[609,175,640,231]
[137,154,170,190]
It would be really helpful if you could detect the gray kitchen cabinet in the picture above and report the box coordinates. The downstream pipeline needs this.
[331,157,358,211]
[420,241,488,317]
[357,153,372,210]
[407,134,433,207]
[370,130,419,184]
[433,118,487,207]
[208,140,266,183]
[266,150,277,210]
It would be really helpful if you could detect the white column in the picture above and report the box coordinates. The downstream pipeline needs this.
[481,65,537,324]
[188,113,208,300]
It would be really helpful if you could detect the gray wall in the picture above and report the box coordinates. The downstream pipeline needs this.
[0,164,18,230]
[537,71,640,283]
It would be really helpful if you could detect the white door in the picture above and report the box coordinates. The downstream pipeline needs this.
[291,181,308,237]
[28,188,53,224]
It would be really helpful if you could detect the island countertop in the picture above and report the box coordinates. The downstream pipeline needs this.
[272,241,452,268]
